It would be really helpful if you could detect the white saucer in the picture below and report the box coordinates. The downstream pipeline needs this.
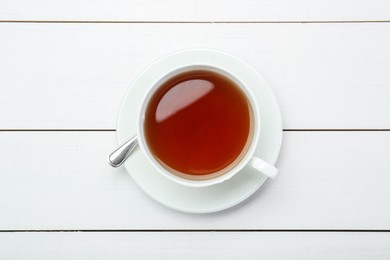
[117,49,282,213]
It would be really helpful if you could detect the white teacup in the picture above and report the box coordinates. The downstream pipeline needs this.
[137,64,278,188]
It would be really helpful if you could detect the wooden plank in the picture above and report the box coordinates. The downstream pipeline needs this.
[1,23,390,129]
[0,232,389,259]
[0,131,389,230]
[0,0,389,22]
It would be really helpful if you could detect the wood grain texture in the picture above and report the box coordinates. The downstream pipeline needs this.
[0,131,389,230]
[1,23,390,129]
[1,0,389,258]
[1,232,390,259]
[0,0,389,22]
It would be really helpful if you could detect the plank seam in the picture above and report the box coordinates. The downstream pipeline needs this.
[1,20,390,24]
[1,229,389,233]
[1,129,390,132]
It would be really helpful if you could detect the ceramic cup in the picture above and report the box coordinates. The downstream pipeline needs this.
[137,64,278,188]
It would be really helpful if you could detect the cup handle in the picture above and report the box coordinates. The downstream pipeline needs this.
[249,157,278,179]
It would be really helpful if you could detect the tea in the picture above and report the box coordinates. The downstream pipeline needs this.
[144,70,251,177]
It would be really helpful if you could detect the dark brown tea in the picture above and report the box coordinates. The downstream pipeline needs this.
[145,70,251,177]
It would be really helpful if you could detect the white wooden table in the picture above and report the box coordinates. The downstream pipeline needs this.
[1,1,390,258]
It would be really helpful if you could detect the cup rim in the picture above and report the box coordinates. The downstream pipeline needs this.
[137,64,261,187]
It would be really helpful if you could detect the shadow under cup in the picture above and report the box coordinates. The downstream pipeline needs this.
[138,65,259,186]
